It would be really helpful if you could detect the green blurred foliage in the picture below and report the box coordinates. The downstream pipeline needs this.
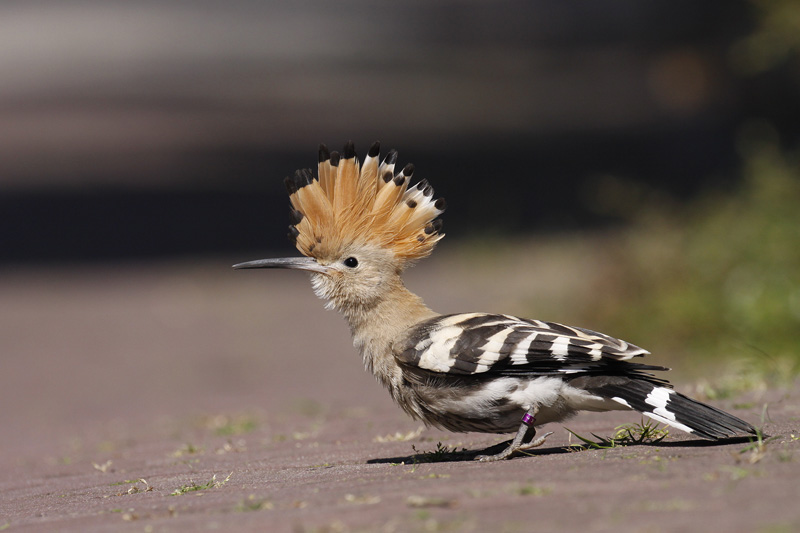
[587,0,800,389]
[730,0,800,74]
[590,127,800,383]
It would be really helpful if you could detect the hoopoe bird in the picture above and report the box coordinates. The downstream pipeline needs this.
[234,141,756,461]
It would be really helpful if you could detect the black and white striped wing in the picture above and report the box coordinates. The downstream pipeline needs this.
[394,313,657,377]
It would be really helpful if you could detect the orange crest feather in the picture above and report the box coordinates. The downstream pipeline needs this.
[283,141,445,264]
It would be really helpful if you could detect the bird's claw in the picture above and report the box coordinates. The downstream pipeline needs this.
[475,431,554,462]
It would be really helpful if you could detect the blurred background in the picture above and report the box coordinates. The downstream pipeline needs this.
[1,0,798,453]
[1,0,798,261]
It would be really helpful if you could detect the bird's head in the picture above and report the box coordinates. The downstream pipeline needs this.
[234,141,445,313]
[234,242,402,312]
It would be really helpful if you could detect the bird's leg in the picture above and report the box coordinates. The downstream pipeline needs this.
[476,407,552,462]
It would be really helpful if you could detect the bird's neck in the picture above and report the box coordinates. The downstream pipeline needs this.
[342,282,437,384]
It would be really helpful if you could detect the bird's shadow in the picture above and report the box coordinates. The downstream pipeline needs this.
[366,435,756,464]
[368,440,579,464]
[653,435,755,448]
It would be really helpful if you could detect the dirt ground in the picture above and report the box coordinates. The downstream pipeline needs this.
[1,258,799,532]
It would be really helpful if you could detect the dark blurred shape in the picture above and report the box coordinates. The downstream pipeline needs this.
[0,188,279,263]
[0,1,796,264]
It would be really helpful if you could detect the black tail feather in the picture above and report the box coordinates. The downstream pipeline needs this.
[592,379,756,440]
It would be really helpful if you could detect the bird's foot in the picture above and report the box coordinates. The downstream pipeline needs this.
[475,431,554,462]
[517,431,554,453]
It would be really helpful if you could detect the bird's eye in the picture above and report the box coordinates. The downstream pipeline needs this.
[343,257,358,268]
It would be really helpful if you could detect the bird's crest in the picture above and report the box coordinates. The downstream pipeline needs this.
[283,141,446,265]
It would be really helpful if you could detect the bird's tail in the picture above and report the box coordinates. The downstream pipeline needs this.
[597,379,756,439]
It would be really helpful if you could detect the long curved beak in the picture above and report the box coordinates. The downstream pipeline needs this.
[232,256,329,274]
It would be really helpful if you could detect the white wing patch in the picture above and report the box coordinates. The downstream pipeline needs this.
[550,336,570,360]
[473,328,513,371]
[643,387,694,433]
[416,325,462,372]
[644,387,675,420]
[508,332,538,364]
[642,412,694,434]
[440,313,483,327]
[476,328,511,357]
[612,396,632,408]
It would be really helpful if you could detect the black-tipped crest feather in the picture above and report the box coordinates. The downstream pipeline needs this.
[368,141,381,157]
[318,144,330,162]
[343,140,356,159]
